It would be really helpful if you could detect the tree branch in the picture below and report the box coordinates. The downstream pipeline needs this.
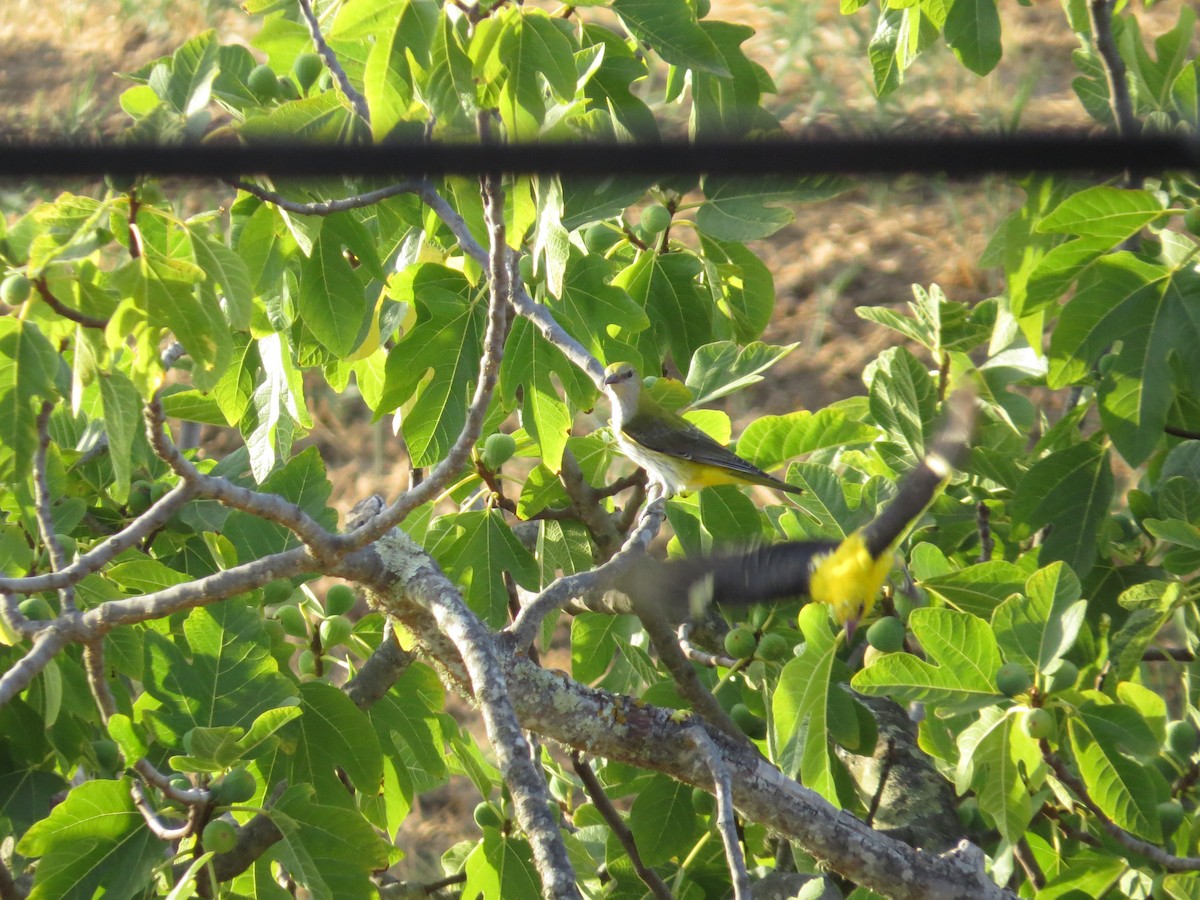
[344,620,415,709]
[227,178,425,215]
[329,184,511,554]
[32,402,76,613]
[571,751,672,900]
[1087,0,1138,139]
[0,627,72,707]
[370,529,580,899]
[297,0,370,125]
[0,479,199,595]
[505,489,665,650]
[34,276,107,329]
[144,395,340,563]
[687,725,751,900]
[1042,743,1200,871]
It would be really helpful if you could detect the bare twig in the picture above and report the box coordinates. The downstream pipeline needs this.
[297,0,370,125]
[678,623,738,669]
[0,480,199,595]
[0,627,72,707]
[976,502,993,563]
[1012,836,1045,891]
[34,276,107,329]
[329,186,512,554]
[32,402,76,613]
[506,489,666,650]
[639,600,748,745]
[144,396,339,563]
[687,725,751,900]
[131,780,193,841]
[227,178,425,216]
[1042,742,1200,870]
[571,752,673,900]
[559,450,624,556]
[84,639,213,804]
[81,546,314,632]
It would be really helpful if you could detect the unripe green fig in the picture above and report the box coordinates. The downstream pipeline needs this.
[996,662,1032,697]
[202,819,238,853]
[473,801,502,828]
[582,222,620,254]
[1,273,32,304]
[274,605,307,638]
[297,648,317,676]
[730,703,767,740]
[276,76,300,101]
[247,64,279,101]
[723,626,757,660]
[91,739,121,773]
[262,618,286,645]
[481,433,517,470]
[862,644,885,667]
[1185,206,1200,236]
[212,766,256,804]
[127,480,153,516]
[695,0,711,17]
[1045,659,1079,694]
[319,614,352,647]
[756,632,790,661]
[324,583,355,617]
[292,52,323,93]
[639,203,671,235]
[866,616,906,653]
[1023,708,1055,740]
[1167,720,1199,759]
[517,254,537,286]
[1158,800,1184,838]
[262,579,294,606]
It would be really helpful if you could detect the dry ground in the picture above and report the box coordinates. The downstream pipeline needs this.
[0,0,1186,883]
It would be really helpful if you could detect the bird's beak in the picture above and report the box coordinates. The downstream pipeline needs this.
[843,616,860,643]
[603,372,620,386]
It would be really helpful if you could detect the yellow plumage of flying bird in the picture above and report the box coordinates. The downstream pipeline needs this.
[614,388,974,633]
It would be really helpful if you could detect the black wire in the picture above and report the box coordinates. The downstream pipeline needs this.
[0,133,1195,178]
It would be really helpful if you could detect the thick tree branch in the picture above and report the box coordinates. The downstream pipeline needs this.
[369,529,580,899]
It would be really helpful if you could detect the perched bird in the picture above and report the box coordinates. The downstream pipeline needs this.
[602,361,802,498]
[616,389,975,633]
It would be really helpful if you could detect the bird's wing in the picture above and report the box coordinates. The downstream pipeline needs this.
[622,405,776,480]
